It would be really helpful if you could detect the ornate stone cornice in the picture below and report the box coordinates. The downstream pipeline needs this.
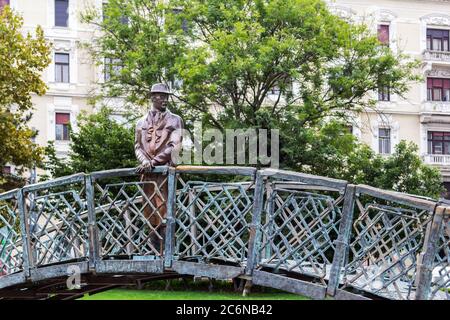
[426,69,450,77]
[328,5,356,20]
[53,40,72,52]
[378,9,397,22]
[421,13,450,26]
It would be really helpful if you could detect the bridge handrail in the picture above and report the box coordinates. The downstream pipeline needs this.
[0,165,441,204]
[21,173,86,193]
[355,184,437,212]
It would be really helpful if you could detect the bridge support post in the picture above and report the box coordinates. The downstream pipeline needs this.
[415,205,446,300]
[243,171,265,296]
[86,175,101,271]
[263,180,273,261]
[17,189,32,278]
[164,168,177,268]
[326,184,356,297]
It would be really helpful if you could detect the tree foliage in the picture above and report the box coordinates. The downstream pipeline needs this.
[77,0,443,198]
[41,108,137,177]
[81,0,185,108]
[83,0,420,126]
[372,141,444,198]
[0,6,51,190]
[172,0,420,130]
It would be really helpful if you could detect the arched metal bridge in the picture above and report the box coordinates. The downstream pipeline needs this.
[0,166,448,300]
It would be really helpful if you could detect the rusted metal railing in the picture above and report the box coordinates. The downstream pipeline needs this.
[0,166,448,300]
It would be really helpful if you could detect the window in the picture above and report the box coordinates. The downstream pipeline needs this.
[168,76,183,91]
[428,131,450,155]
[102,2,108,21]
[443,182,450,200]
[103,2,128,24]
[55,0,69,27]
[55,113,70,141]
[0,0,10,10]
[268,79,293,96]
[378,128,391,154]
[104,57,122,82]
[120,15,129,25]
[377,24,390,46]
[378,85,390,101]
[427,29,449,51]
[269,84,281,95]
[427,78,450,101]
[172,8,189,33]
[55,53,69,83]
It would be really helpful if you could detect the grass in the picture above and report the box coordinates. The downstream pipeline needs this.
[80,278,309,300]
[80,289,307,300]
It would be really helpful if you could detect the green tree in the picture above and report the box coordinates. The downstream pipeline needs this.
[82,0,419,142]
[0,6,51,190]
[373,141,444,198]
[81,0,186,108]
[173,0,418,127]
[78,0,443,198]
[41,108,137,177]
[170,0,420,169]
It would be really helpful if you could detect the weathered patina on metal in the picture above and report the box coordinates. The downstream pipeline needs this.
[0,165,449,300]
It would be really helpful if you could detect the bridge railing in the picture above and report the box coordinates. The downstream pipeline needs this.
[0,189,23,279]
[22,174,89,281]
[251,169,347,299]
[173,166,256,266]
[429,209,450,300]
[0,165,449,300]
[89,167,169,260]
[329,185,438,300]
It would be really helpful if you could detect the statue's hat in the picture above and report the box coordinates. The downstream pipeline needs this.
[150,83,171,94]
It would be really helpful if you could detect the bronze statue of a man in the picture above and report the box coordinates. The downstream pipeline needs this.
[135,83,183,253]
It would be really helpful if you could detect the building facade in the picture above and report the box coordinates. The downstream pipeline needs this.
[1,0,103,177]
[3,0,450,192]
[328,0,450,192]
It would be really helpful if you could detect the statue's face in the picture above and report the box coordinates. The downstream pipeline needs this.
[151,92,169,111]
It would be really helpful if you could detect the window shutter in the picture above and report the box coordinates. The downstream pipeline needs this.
[377,25,389,45]
[444,79,450,89]
[55,0,69,27]
[427,78,433,88]
[434,78,443,87]
[434,132,444,139]
[55,113,70,124]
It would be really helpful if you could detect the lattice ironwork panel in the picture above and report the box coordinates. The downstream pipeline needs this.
[341,197,432,300]
[95,177,168,258]
[174,178,254,263]
[27,188,88,267]
[430,215,450,300]
[258,188,344,284]
[0,195,23,276]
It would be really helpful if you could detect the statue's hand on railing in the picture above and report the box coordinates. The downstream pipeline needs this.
[136,160,154,174]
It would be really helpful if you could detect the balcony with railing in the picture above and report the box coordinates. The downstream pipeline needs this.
[423,154,450,165]
[422,101,450,113]
[423,50,450,64]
